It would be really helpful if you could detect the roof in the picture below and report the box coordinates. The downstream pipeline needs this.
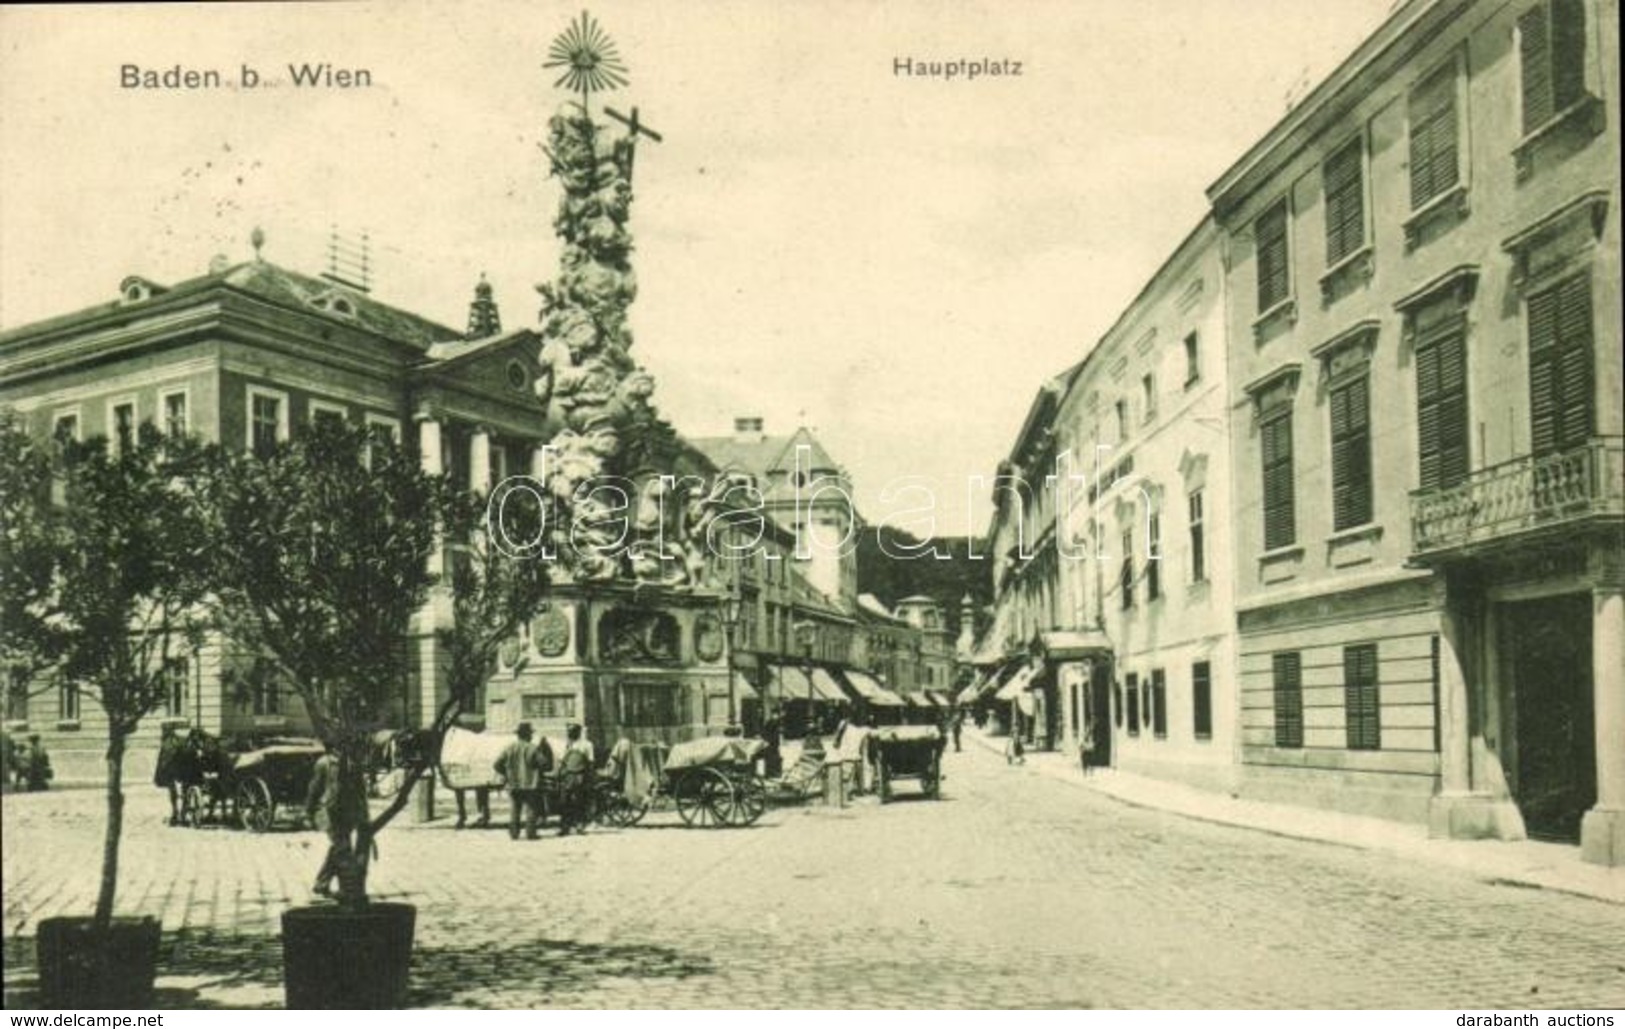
[422,326,539,366]
[1,259,462,352]
[689,425,842,481]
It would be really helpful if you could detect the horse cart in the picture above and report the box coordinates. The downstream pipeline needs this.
[222,740,326,832]
[867,725,945,803]
[616,736,768,828]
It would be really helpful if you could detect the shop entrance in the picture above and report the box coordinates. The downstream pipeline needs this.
[1086,661,1113,768]
[1502,594,1595,843]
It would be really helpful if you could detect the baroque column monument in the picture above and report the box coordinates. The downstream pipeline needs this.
[532,11,731,590]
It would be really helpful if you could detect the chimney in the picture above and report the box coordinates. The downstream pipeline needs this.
[734,416,764,442]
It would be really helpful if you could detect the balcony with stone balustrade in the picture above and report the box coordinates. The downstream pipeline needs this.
[1409,437,1625,563]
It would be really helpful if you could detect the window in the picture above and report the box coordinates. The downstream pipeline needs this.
[59,681,81,722]
[309,400,347,430]
[1416,311,1470,490]
[1146,512,1162,601]
[1344,643,1381,750]
[1150,668,1167,738]
[521,694,577,720]
[1261,411,1296,550]
[1330,370,1373,530]
[1272,652,1303,748]
[1119,528,1135,610]
[1183,332,1200,386]
[252,677,280,716]
[1188,490,1207,583]
[1141,373,1157,421]
[1519,0,1588,135]
[165,657,190,718]
[1527,275,1594,457]
[1255,199,1291,313]
[52,411,80,443]
[1192,661,1213,739]
[1323,135,1366,266]
[622,683,678,728]
[365,413,402,444]
[1125,672,1140,736]
[161,390,188,438]
[1409,60,1460,210]
[1115,399,1130,441]
[109,400,136,455]
[247,388,288,458]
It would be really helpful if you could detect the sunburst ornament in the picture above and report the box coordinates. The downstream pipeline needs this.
[544,10,630,110]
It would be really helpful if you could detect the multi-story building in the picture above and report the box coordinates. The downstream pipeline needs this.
[0,257,551,778]
[1207,0,1621,862]
[691,418,859,608]
[1051,217,1237,790]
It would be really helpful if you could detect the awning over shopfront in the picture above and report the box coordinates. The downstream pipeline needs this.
[839,668,906,707]
[807,667,850,704]
[925,690,954,708]
[995,662,1041,701]
[1037,629,1112,661]
[766,664,813,701]
[903,692,935,710]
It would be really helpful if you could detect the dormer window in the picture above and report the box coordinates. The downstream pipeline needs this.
[310,290,359,320]
[118,276,167,305]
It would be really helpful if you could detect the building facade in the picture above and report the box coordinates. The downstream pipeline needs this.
[1207,0,1621,860]
[1052,218,1238,791]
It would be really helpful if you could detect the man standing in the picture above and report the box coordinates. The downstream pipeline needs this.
[495,722,549,841]
[23,733,52,791]
[950,708,963,753]
[305,745,369,898]
[556,723,594,836]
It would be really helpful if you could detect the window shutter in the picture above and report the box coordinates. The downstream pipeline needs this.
[1324,139,1364,265]
[1192,662,1213,739]
[1552,0,1588,111]
[1273,652,1303,748]
[1409,63,1459,208]
[1557,275,1594,450]
[1331,374,1372,529]
[1344,644,1381,750]
[1262,414,1296,550]
[1527,286,1561,456]
[1520,4,1555,133]
[1256,202,1290,311]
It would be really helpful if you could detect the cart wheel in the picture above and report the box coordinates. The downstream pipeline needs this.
[621,792,650,827]
[730,773,767,826]
[676,767,729,828]
[181,784,205,827]
[237,778,274,833]
[922,766,940,798]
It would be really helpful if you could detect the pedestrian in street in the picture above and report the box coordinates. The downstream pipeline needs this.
[22,734,52,791]
[950,709,963,753]
[556,723,594,836]
[1079,714,1097,776]
[305,744,369,899]
[761,708,784,779]
[494,722,550,841]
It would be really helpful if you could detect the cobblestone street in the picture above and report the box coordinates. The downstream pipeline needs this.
[5,742,1624,1009]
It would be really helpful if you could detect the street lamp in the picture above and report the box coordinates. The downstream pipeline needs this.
[721,579,742,728]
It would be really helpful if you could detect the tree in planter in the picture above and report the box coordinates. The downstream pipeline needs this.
[21,424,213,1005]
[204,421,440,907]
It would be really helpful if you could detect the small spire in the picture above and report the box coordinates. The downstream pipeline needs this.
[466,273,502,339]
[250,227,265,261]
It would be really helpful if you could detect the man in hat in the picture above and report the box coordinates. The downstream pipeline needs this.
[494,722,550,841]
[555,722,594,836]
[305,744,369,898]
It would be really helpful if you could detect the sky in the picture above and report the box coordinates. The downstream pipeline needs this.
[0,0,1399,536]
